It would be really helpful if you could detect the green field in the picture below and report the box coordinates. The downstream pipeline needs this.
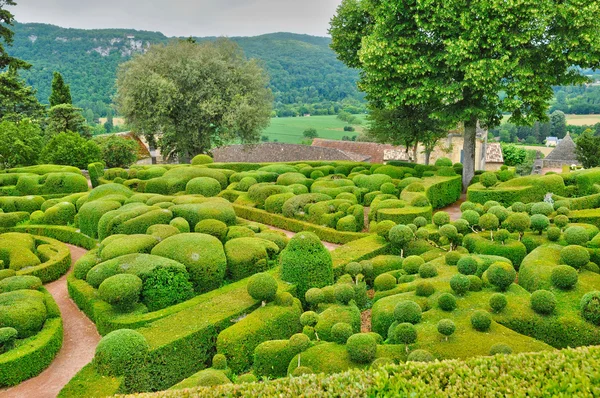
[262,115,368,144]
[502,114,600,126]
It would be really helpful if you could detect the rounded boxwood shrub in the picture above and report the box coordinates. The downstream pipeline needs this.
[480,172,498,188]
[450,274,470,296]
[347,333,377,363]
[389,322,417,345]
[212,353,228,370]
[197,369,231,386]
[489,293,508,313]
[468,275,483,291]
[504,213,531,236]
[560,245,590,270]
[300,311,319,327]
[289,333,311,352]
[0,326,18,354]
[345,262,362,278]
[554,214,570,229]
[291,366,313,377]
[186,177,222,197]
[530,214,550,234]
[394,300,422,324]
[511,202,526,213]
[141,266,194,311]
[0,275,43,293]
[388,224,414,247]
[486,262,516,291]
[321,286,336,303]
[236,373,257,383]
[303,326,316,340]
[564,226,589,246]
[98,274,143,312]
[438,293,457,311]
[489,343,512,355]
[551,265,578,290]
[457,257,478,276]
[403,256,424,275]
[194,219,228,242]
[531,202,553,216]
[435,157,453,167]
[414,216,428,228]
[331,322,354,344]
[305,288,324,307]
[0,290,47,338]
[407,349,434,362]
[0,269,16,282]
[94,329,149,376]
[471,310,492,332]
[374,273,396,292]
[580,291,600,325]
[418,263,438,278]
[530,289,557,315]
[274,291,294,307]
[415,281,435,297]
[237,177,258,192]
[437,319,456,340]
[280,232,333,303]
[556,206,570,216]
[462,210,480,227]
[445,251,462,266]
[376,220,396,239]
[547,226,562,242]
[433,212,450,227]
[488,206,509,223]
[191,154,214,165]
[335,283,356,305]
[247,272,278,303]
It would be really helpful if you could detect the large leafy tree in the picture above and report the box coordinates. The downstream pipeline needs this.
[576,131,600,169]
[0,119,43,169]
[49,71,72,107]
[1,0,28,70]
[331,0,600,190]
[116,38,273,162]
[46,104,90,138]
[0,67,45,122]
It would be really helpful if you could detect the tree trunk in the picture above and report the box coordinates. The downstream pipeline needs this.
[425,150,431,165]
[463,117,478,192]
[413,143,418,163]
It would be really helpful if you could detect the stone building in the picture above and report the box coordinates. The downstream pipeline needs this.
[542,133,580,170]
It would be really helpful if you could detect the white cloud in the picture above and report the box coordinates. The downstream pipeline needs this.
[10,0,343,37]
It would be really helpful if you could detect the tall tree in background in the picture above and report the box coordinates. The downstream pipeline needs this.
[331,0,600,190]
[49,71,72,107]
[0,0,28,70]
[116,38,273,162]
[46,104,90,138]
[550,111,567,139]
[0,67,45,122]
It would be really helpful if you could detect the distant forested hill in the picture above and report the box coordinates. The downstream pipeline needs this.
[9,22,364,118]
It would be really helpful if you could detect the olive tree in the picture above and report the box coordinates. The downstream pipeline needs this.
[117,38,273,162]
[330,0,600,191]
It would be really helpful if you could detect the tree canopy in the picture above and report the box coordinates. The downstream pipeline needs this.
[116,38,273,161]
[49,71,72,107]
[330,0,600,189]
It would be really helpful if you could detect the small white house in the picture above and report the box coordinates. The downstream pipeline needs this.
[545,137,560,147]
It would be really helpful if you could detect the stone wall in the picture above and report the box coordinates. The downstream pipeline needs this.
[212,143,370,163]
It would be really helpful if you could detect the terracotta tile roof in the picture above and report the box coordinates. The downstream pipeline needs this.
[312,139,397,163]
[486,143,504,163]
[212,143,371,163]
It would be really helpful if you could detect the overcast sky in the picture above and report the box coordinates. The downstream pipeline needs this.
[9,0,343,37]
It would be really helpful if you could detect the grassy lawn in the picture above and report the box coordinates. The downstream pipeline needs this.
[502,114,600,126]
[261,115,368,144]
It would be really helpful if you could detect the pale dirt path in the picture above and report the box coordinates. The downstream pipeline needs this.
[435,194,466,221]
[2,245,101,398]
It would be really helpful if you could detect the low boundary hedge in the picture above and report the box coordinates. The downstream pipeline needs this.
[14,235,72,283]
[330,235,389,277]
[123,345,600,397]
[233,205,368,244]
[0,289,63,387]
[0,225,98,250]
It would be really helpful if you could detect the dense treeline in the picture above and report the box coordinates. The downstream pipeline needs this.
[9,23,366,118]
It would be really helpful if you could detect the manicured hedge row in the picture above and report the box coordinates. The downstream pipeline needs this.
[468,174,566,205]
[126,345,600,398]
[570,208,600,229]
[463,233,527,268]
[233,205,368,244]
[330,235,390,277]
[14,236,71,283]
[1,225,98,250]
[0,290,63,387]
[424,175,462,209]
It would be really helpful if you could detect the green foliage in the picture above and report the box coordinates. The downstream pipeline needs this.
[560,245,590,270]
[96,135,138,168]
[194,219,228,242]
[394,300,422,325]
[551,265,578,290]
[501,144,527,166]
[117,39,272,160]
[331,322,353,344]
[418,263,437,279]
[437,319,456,339]
[450,274,470,296]
[0,326,17,354]
[564,226,590,246]
[185,177,222,197]
[0,119,44,169]
[415,281,434,297]
[374,273,396,292]
[407,349,434,363]
[0,290,47,338]
[98,273,142,312]
[280,231,333,303]
[530,289,557,315]
[580,291,600,325]
[191,154,214,165]
[0,275,42,293]
[489,293,507,313]
[49,71,72,107]
[94,329,149,376]
[140,266,194,312]
[480,173,498,188]
[334,283,355,305]
[41,131,102,169]
[486,262,516,291]
[437,293,457,312]
[46,104,90,138]
[346,333,377,363]
[457,257,478,276]
[389,322,417,345]
[247,272,278,302]
[576,131,600,169]
[470,310,492,332]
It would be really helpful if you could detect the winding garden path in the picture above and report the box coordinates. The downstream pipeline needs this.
[2,245,101,398]
[267,226,341,251]
[435,194,466,221]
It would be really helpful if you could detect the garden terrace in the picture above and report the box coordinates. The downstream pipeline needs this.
[0,157,599,396]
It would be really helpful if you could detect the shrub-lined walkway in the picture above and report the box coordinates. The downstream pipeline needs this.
[267,226,340,251]
[1,245,101,398]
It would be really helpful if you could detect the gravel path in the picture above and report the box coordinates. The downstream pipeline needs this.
[435,194,466,221]
[2,245,101,398]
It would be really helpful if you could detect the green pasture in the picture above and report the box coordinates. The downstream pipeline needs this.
[261,115,368,144]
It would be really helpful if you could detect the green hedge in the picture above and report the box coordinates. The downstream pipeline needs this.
[127,345,600,397]
[14,236,71,283]
[462,234,527,269]
[330,235,390,278]
[0,290,63,387]
[2,225,98,250]
[424,175,462,209]
[468,174,566,205]
[233,205,368,244]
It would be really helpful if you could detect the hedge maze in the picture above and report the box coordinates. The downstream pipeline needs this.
[1,159,600,396]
